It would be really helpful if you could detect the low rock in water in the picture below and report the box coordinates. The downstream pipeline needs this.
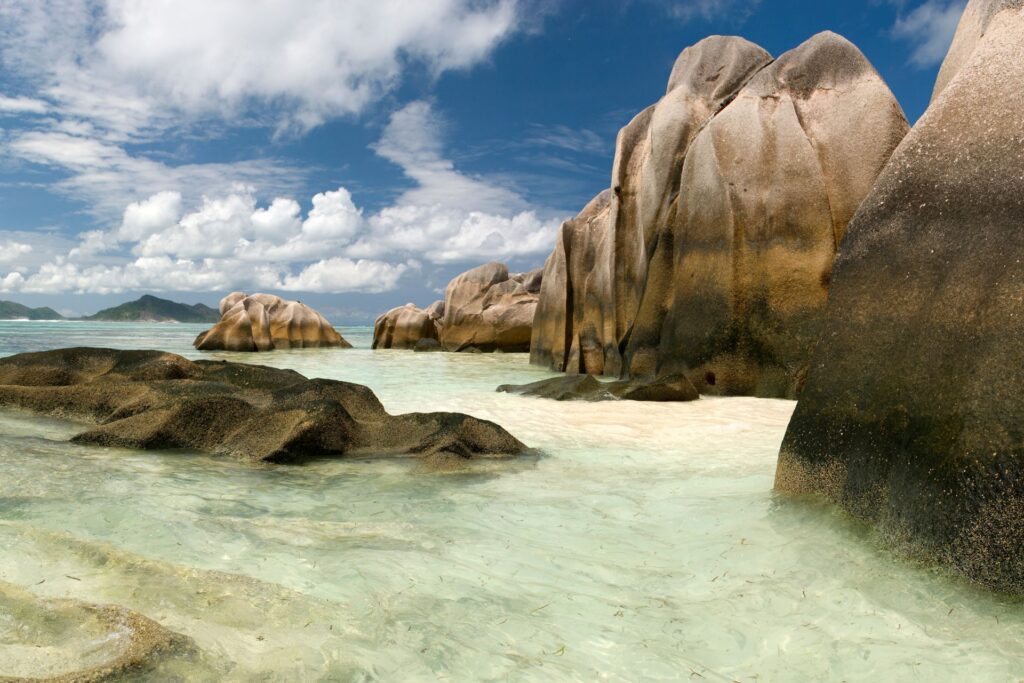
[497,373,699,402]
[0,348,527,466]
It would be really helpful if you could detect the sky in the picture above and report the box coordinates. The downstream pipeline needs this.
[0,0,965,320]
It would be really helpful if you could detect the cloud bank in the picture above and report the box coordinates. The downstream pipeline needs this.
[0,102,564,295]
[0,0,523,136]
[0,2,564,296]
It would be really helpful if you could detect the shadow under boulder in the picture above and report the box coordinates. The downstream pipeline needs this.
[0,348,527,466]
[497,373,699,402]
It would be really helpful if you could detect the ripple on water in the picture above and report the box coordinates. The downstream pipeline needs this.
[0,324,1021,680]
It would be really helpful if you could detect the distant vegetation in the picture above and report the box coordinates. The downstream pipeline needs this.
[0,301,64,320]
[85,295,220,323]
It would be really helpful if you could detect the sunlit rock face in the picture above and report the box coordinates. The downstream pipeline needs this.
[776,0,1024,593]
[373,263,543,353]
[0,348,527,465]
[372,303,443,350]
[439,263,542,352]
[194,292,351,352]
[530,33,909,399]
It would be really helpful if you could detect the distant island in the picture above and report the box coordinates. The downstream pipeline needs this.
[85,295,220,323]
[0,300,64,320]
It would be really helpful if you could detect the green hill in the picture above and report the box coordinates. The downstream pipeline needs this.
[0,301,64,320]
[85,295,220,323]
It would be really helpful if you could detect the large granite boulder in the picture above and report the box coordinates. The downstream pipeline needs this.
[530,191,613,372]
[0,348,526,466]
[530,33,909,399]
[532,36,772,378]
[194,292,351,352]
[439,263,542,352]
[775,0,1024,593]
[374,263,543,353]
[372,302,442,350]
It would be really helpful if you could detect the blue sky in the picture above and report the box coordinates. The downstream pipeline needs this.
[0,0,964,320]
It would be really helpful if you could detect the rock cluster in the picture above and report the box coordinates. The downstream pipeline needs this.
[373,263,542,353]
[194,292,350,352]
[530,33,909,398]
[775,0,1024,593]
[0,348,526,466]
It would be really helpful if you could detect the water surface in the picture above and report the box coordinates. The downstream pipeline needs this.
[0,321,1021,680]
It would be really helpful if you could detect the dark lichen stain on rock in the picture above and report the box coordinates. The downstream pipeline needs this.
[774,0,1024,595]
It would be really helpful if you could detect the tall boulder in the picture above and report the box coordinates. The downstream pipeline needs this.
[775,0,1024,593]
[531,190,613,371]
[194,292,350,352]
[532,36,774,377]
[530,33,909,399]
[634,32,909,397]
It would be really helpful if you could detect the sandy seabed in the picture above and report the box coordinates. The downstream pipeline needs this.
[0,322,1021,681]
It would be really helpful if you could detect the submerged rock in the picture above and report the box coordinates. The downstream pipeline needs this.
[530,33,909,398]
[775,0,1024,593]
[194,292,351,352]
[0,348,526,465]
[497,372,698,403]
[413,338,443,353]
[0,579,194,681]
[373,263,543,353]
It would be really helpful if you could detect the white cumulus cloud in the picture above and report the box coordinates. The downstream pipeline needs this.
[6,131,305,220]
[0,0,524,137]
[353,101,563,263]
[892,0,968,67]
[118,191,183,242]
[279,258,414,294]
[355,204,559,264]
[0,241,33,264]
[0,100,565,296]
[0,94,49,114]
[0,0,539,231]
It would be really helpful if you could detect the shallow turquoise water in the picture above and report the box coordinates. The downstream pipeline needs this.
[0,321,1021,681]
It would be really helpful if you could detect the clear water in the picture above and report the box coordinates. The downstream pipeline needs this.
[0,321,1021,681]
